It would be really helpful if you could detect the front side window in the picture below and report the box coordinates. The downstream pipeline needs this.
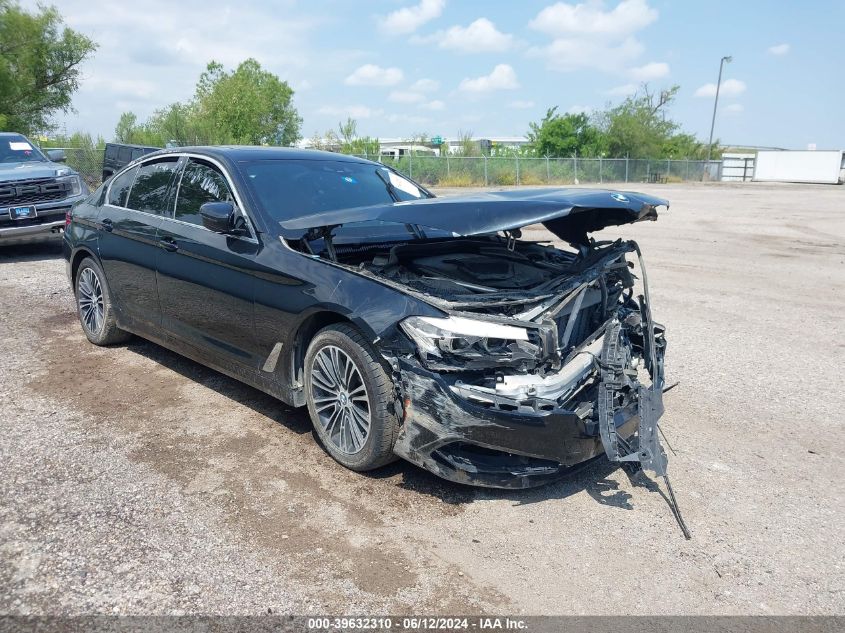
[107,166,138,207]
[126,159,179,214]
[174,160,235,226]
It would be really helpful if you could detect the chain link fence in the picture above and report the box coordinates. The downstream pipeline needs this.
[365,155,721,187]
[45,147,106,190]
[52,148,721,191]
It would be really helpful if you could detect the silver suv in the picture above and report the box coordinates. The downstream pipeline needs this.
[0,132,89,246]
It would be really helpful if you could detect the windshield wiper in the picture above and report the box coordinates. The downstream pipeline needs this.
[375,168,400,202]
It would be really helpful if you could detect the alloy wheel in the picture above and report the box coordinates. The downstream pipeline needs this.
[77,267,104,336]
[310,345,371,455]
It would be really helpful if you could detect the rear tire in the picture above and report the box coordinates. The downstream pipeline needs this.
[74,257,131,346]
[304,323,399,471]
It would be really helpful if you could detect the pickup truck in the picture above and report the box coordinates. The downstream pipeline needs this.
[0,132,89,246]
[102,142,159,182]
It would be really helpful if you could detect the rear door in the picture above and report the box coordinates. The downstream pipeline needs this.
[155,156,262,373]
[96,157,180,332]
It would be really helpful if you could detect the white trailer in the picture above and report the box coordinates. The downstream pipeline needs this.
[753,150,844,184]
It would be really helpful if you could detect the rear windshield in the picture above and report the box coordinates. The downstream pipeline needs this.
[241,159,429,222]
[0,136,46,164]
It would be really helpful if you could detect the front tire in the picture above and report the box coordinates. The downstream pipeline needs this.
[304,324,400,471]
[74,257,131,346]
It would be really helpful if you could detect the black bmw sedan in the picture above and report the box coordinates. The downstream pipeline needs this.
[64,146,671,488]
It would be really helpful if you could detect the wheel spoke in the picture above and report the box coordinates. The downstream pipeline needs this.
[348,411,366,450]
[350,404,370,434]
[309,344,372,456]
[77,268,105,335]
[323,405,341,435]
[314,353,338,389]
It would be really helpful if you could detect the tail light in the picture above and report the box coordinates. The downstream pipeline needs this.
[65,208,72,229]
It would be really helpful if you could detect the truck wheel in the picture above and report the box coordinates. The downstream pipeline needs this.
[74,257,131,346]
[304,323,399,471]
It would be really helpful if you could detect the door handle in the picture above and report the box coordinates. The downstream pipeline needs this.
[99,218,113,232]
[158,237,178,252]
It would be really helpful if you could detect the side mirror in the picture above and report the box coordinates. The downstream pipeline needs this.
[200,201,246,235]
[47,149,67,163]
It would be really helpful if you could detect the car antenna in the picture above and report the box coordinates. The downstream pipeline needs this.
[664,473,691,539]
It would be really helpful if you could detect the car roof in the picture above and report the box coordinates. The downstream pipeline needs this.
[0,132,28,138]
[160,146,373,164]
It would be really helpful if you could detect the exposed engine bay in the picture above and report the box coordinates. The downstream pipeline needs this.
[324,234,675,499]
[332,235,664,403]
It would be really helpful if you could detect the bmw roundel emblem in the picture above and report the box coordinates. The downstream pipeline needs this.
[611,193,629,202]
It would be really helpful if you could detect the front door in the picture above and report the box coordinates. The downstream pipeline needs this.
[155,157,262,374]
[96,157,180,331]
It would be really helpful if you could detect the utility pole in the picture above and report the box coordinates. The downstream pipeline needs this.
[706,55,732,167]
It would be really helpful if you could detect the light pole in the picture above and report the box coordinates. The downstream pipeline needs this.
[706,55,732,167]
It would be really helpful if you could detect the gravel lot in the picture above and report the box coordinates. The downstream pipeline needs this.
[1,182,843,615]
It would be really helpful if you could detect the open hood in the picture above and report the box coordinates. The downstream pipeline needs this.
[277,188,668,245]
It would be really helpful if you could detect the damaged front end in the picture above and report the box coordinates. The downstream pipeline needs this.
[339,235,667,488]
[390,240,667,488]
[282,187,672,488]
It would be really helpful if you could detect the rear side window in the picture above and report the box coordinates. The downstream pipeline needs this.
[107,166,138,207]
[174,160,235,226]
[127,159,179,214]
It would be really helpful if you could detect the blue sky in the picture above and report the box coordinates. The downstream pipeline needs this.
[32,0,844,149]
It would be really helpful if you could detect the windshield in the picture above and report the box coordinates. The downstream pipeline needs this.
[241,159,430,222]
[0,136,46,164]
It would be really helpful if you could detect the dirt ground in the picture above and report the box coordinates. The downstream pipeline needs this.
[1,182,843,615]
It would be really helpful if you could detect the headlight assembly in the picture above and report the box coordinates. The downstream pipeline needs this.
[57,174,83,196]
[400,315,540,370]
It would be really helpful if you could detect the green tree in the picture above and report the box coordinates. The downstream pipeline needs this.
[527,108,606,157]
[0,1,97,135]
[338,117,357,146]
[193,58,302,145]
[661,132,714,160]
[117,59,302,147]
[114,112,141,144]
[597,85,680,158]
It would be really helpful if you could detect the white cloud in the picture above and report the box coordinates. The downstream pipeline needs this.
[768,43,790,56]
[385,113,430,124]
[379,0,445,35]
[35,0,325,138]
[82,76,157,100]
[722,103,744,114]
[389,90,425,103]
[508,100,535,109]
[345,64,404,86]
[429,18,514,53]
[420,100,446,111]
[566,104,592,114]
[410,78,440,92]
[606,83,638,96]
[529,0,658,37]
[458,64,519,92]
[317,105,384,119]
[694,78,746,98]
[628,61,669,81]
[527,1,658,74]
[528,36,644,72]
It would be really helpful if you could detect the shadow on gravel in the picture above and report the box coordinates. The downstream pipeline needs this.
[123,337,313,435]
[0,240,63,263]
[115,334,659,512]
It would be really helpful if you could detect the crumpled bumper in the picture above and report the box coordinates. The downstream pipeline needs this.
[392,356,640,489]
